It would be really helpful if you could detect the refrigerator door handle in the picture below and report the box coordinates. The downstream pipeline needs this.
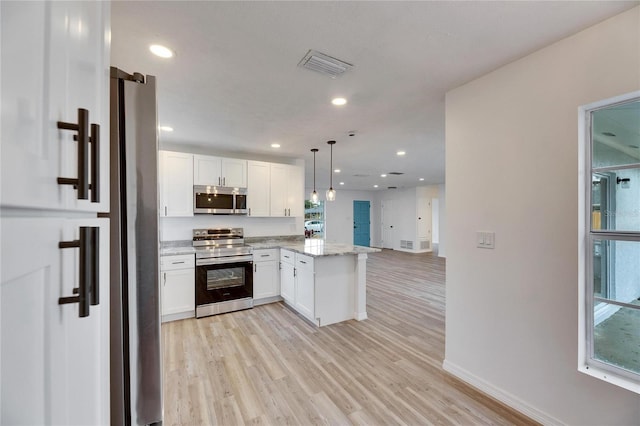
[57,108,90,200]
[58,226,96,317]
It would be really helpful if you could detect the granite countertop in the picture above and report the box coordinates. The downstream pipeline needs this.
[160,236,380,258]
[160,240,195,256]
[250,238,380,257]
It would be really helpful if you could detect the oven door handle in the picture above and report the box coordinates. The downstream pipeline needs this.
[196,255,253,266]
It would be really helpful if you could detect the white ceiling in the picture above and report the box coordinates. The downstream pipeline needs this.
[111,1,638,191]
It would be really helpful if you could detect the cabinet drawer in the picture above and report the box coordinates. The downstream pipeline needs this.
[253,249,278,262]
[295,253,314,270]
[161,254,195,271]
[280,249,295,264]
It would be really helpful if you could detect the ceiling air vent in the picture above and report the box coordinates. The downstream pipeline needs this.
[298,50,353,78]
[387,186,397,189]
[388,172,404,175]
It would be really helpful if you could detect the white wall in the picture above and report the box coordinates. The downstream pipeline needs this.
[444,7,640,425]
[160,215,303,241]
[312,188,377,245]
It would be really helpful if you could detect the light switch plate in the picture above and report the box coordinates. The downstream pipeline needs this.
[477,231,495,249]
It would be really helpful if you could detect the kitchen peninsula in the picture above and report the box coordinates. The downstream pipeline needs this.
[248,238,380,326]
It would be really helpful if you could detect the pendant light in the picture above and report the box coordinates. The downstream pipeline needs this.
[310,148,319,204]
[326,140,336,201]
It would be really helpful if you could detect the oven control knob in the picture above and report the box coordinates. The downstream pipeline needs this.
[195,231,201,236]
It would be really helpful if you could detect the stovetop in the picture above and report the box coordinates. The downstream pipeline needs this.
[192,227,251,259]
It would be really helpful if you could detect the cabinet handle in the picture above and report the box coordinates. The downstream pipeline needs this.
[223,177,226,186]
[171,261,185,265]
[279,262,282,270]
[260,254,269,257]
[89,123,100,203]
[164,206,168,216]
[299,260,307,264]
[163,272,166,286]
[248,208,251,216]
[57,108,89,200]
[254,264,257,273]
[293,267,297,277]
[218,177,221,186]
[58,226,99,317]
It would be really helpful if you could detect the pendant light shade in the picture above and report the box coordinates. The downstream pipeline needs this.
[326,140,336,201]
[310,148,319,203]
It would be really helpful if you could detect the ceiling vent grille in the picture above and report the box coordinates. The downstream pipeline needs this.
[298,50,353,78]
[388,172,404,175]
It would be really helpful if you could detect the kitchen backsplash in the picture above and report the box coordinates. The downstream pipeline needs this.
[159,215,304,241]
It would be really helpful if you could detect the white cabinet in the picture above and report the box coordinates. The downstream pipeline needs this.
[280,249,315,323]
[160,254,195,322]
[249,161,303,217]
[1,2,110,424]
[194,154,247,188]
[252,249,281,303]
[159,151,194,217]
[1,1,110,213]
[247,161,271,217]
[280,250,296,304]
[1,217,110,425]
[270,164,304,217]
[294,254,315,320]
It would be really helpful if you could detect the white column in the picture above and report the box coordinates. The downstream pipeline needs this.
[354,253,368,320]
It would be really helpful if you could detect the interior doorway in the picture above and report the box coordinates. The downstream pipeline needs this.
[353,200,370,246]
[382,199,394,249]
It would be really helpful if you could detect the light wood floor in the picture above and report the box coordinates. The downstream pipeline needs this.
[162,249,537,425]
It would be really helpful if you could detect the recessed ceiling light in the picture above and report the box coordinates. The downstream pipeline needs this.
[396,151,406,156]
[331,97,347,106]
[373,185,379,188]
[334,169,341,173]
[380,174,387,178]
[271,143,281,148]
[149,44,174,58]
[159,126,173,132]
[339,182,345,185]
[419,178,425,181]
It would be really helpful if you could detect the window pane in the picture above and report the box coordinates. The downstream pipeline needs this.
[592,100,640,169]
[593,303,640,375]
[591,169,640,232]
[592,239,640,304]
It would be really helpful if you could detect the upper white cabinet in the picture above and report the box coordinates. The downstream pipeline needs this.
[159,151,194,217]
[247,161,271,217]
[270,164,303,217]
[249,161,303,217]
[193,155,247,188]
[1,1,110,213]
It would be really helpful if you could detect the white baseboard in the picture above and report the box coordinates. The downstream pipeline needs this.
[442,359,565,426]
[355,311,368,321]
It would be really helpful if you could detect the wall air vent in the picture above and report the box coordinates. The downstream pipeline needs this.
[400,240,414,249]
[388,172,404,175]
[420,240,431,250]
[298,50,353,78]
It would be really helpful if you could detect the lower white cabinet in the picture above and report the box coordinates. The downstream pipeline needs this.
[160,254,195,322]
[1,217,110,425]
[252,249,281,303]
[279,249,358,327]
[280,250,295,304]
[293,253,314,320]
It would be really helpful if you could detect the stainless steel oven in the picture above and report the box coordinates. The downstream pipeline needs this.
[193,228,253,317]
[193,185,247,215]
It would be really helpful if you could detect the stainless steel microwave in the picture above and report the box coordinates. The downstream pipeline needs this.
[193,186,247,215]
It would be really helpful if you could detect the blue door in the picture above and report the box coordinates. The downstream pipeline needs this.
[353,201,371,246]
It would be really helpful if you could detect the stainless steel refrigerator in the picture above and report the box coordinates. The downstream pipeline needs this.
[109,67,163,425]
